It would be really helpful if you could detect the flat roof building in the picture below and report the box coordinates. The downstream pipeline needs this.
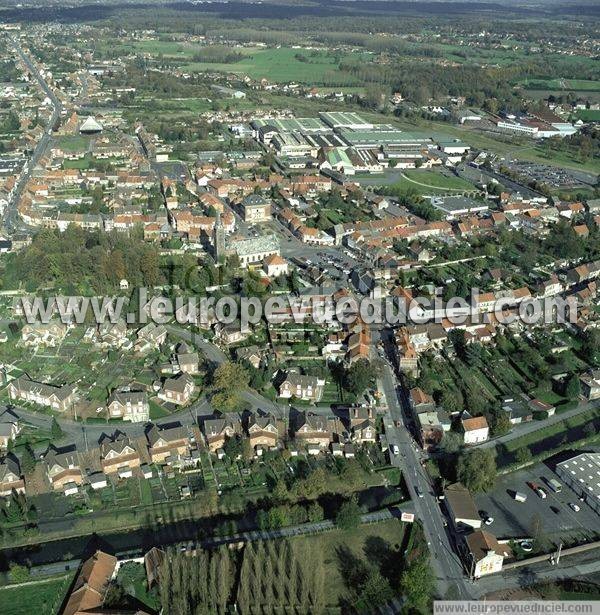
[555,453,600,515]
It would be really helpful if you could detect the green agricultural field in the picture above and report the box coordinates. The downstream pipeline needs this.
[181,47,367,85]
[0,574,73,615]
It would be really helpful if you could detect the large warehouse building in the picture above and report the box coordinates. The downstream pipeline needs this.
[555,452,600,515]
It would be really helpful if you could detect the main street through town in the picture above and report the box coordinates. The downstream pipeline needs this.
[2,39,62,236]
[378,327,475,600]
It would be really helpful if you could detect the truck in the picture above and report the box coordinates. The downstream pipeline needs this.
[513,491,527,502]
[547,478,562,493]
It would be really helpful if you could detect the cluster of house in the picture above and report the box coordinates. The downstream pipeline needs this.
[444,482,512,579]
[0,404,378,500]
[408,385,565,452]
[6,318,199,418]
[408,388,491,451]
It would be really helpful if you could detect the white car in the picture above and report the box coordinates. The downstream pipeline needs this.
[484,516,494,525]
[391,444,400,455]
[569,502,580,512]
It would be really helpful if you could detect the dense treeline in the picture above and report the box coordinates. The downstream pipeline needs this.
[160,546,236,614]
[2,227,161,293]
[159,539,325,614]
[192,45,245,64]
[237,539,325,613]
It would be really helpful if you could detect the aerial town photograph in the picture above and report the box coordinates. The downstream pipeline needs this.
[0,0,597,612]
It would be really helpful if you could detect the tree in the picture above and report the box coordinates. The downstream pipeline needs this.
[515,446,533,465]
[307,501,324,523]
[581,330,600,366]
[210,361,249,412]
[50,417,63,441]
[344,359,376,396]
[20,445,36,475]
[9,563,30,583]
[335,498,361,530]
[457,449,497,492]
[357,569,394,610]
[564,374,581,400]
[401,554,434,613]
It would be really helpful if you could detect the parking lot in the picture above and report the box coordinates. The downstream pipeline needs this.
[474,461,600,543]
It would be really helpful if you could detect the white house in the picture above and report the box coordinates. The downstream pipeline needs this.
[461,416,489,445]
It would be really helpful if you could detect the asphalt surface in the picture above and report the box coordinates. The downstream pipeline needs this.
[378,330,475,600]
[3,39,62,236]
[475,460,600,543]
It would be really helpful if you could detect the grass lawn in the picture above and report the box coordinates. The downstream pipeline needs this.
[402,170,476,190]
[0,573,73,615]
[296,518,406,606]
[575,109,600,122]
[54,135,90,153]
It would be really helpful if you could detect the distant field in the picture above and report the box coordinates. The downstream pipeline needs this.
[0,574,73,615]
[521,78,600,92]
[101,39,368,85]
[181,47,366,85]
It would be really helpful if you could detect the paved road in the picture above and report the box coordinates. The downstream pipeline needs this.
[3,40,62,236]
[378,331,475,600]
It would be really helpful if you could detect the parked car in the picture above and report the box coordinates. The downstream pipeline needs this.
[569,502,581,512]
[484,516,494,525]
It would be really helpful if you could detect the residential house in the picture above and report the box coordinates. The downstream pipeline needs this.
[463,531,512,578]
[417,411,444,451]
[62,551,118,615]
[501,398,533,425]
[348,406,376,443]
[581,370,600,401]
[0,456,24,496]
[278,372,325,402]
[203,416,238,452]
[461,416,489,445]
[8,376,76,412]
[246,413,281,449]
[263,254,289,277]
[294,412,340,448]
[173,342,200,374]
[0,409,20,450]
[107,390,149,422]
[215,321,251,345]
[136,323,167,351]
[238,194,271,223]
[235,345,262,369]
[528,398,556,417]
[410,388,436,414]
[20,321,67,347]
[159,373,195,406]
[444,482,482,531]
[44,448,83,492]
[100,433,141,477]
[146,423,191,466]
